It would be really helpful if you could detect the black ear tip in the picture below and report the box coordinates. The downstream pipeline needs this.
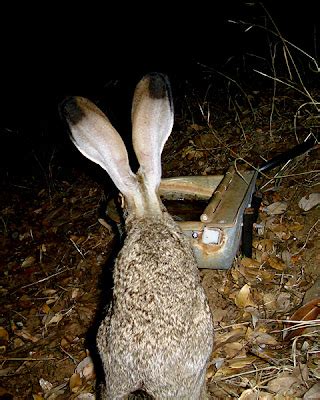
[144,73,171,100]
[59,97,85,125]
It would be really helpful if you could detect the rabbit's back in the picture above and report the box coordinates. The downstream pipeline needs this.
[61,73,214,399]
[97,213,213,398]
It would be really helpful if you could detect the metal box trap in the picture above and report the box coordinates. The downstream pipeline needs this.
[106,137,316,270]
[159,167,258,270]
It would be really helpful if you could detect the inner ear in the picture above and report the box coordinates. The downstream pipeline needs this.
[62,96,139,198]
[131,73,174,191]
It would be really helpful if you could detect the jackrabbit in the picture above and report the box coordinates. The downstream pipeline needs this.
[61,73,214,399]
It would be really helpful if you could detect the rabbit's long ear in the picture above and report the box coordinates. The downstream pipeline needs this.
[61,97,138,196]
[131,73,174,192]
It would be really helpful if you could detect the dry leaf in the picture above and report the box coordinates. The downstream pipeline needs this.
[211,308,228,323]
[39,377,53,392]
[13,337,24,349]
[211,357,225,370]
[268,366,309,397]
[182,146,204,161]
[42,289,57,296]
[298,193,320,211]
[292,363,309,382]
[75,355,95,380]
[223,342,245,358]
[268,221,291,240]
[263,293,277,310]
[213,366,235,378]
[0,326,9,353]
[276,292,292,313]
[21,255,36,268]
[32,395,44,400]
[258,270,276,282]
[251,249,265,263]
[0,327,9,344]
[250,331,278,346]
[241,257,261,268]
[227,355,257,369]
[253,238,275,253]
[264,201,288,215]
[213,328,246,350]
[15,328,40,343]
[268,256,286,271]
[238,389,257,399]
[238,389,273,400]
[303,382,320,399]
[239,264,275,284]
[47,312,64,325]
[72,288,82,299]
[281,249,292,266]
[254,392,273,400]
[268,375,297,394]
[289,221,304,232]
[77,306,95,324]
[41,303,51,314]
[244,307,260,327]
[69,372,82,393]
[235,284,257,308]
[230,267,241,283]
[303,276,320,304]
[193,133,217,148]
[284,298,320,340]
[213,357,259,378]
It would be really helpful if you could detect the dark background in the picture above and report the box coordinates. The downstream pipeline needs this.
[0,1,318,176]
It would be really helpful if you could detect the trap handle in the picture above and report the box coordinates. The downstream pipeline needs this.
[258,137,316,173]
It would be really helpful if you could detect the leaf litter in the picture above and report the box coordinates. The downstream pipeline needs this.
[1,34,320,400]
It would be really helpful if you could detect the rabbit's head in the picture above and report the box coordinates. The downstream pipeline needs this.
[60,73,173,220]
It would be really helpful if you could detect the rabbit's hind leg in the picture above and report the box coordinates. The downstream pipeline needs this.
[147,369,208,400]
[97,355,140,400]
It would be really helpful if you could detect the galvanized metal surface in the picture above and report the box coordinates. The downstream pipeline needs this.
[159,175,224,200]
[107,170,259,270]
[159,169,258,270]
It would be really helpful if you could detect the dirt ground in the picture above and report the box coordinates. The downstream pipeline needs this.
[0,78,319,400]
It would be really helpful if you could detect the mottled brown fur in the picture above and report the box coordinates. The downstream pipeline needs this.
[97,212,213,398]
[62,73,214,399]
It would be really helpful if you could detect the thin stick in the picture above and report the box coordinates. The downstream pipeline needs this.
[16,268,70,291]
